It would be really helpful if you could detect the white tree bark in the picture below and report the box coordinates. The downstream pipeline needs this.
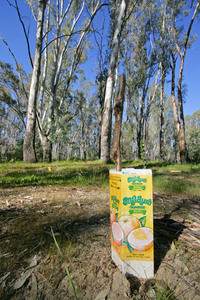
[23,0,47,162]
[37,0,103,161]
[171,0,199,163]
[100,0,128,163]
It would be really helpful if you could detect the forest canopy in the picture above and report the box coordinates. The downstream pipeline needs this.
[0,0,200,164]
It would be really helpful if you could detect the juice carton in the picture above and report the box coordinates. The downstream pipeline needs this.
[110,168,154,278]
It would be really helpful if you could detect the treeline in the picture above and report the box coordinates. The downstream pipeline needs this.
[0,0,200,164]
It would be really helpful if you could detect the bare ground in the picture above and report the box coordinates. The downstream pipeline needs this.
[0,186,200,299]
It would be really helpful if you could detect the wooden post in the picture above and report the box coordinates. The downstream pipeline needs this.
[110,73,126,171]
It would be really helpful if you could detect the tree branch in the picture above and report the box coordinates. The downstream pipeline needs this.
[0,34,29,101]
[183,1,200,58]
[14,0,34,68]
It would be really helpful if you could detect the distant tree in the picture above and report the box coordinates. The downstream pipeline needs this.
[163,97,179,162]
[0,61,28,161]
[0,61,27,127]
[123,1,160,159]
[157,1,171,161]
[185,110,200,163]
[169,0,199,163]
[93,14,108,159]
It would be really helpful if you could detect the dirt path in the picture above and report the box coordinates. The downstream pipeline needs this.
[0,186,200,299]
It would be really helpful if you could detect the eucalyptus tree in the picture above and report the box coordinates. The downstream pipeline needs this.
[100,0,129,163]
[36,0,108,162]
[122,0,199,162]
[93,14,108,158]
[123,0,161,159]
[145,95,160,161]
[0,106,25,161]
[168,0,200,163]
[0,60,29,160]
[146,94,179,162]
[37,0,86,161]
[76,80,100,160]
[156,1,171,161]
[7,0,108,162]
[52,77,100,160]
[164,98,179,162]
[0,61,28,128]
[185,110,200,163]
[23,0,48,162]
[0,63,27,160]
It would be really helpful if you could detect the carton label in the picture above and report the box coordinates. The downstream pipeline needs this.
[110,171,153,263]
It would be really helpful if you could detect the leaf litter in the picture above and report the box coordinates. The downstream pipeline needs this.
[0,186,200,299]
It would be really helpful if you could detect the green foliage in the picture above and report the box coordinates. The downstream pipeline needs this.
[121,120,136,160]
[1,0,199,164]
[0,61,27,162]
[187,128,200,163]
[185,110,200,163]
[0,142,23,162]
[0,160,199,197]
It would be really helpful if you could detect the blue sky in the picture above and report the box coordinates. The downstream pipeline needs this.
[182,24,200,116]
[0,0,199,117]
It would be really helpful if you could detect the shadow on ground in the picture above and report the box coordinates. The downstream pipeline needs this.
[154,217,186,273]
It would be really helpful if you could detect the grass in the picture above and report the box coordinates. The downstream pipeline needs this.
[51,228,81,300]
[154,280,178,300]
[0,160,111,188]
[0,160,200,196]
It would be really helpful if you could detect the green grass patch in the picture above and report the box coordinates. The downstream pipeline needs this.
[152,162,200,195]
[0,160,112,188]
[0,160,199,196]
[153,175,200,194]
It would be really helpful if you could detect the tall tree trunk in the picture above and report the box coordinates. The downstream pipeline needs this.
[170,54,187,164]
[137,89,145,159]
[101,0,128,163]
[160,65,165,161]
[43,0,102,161]
[23,0,47,162]
[171,1,199,163]
[110,73,126,171]
[159,3,166,162]
[37,0,50,162]
[177,65,187,163]
[41,135,52,162]
[170,54,185,163]
[80,121,86,160]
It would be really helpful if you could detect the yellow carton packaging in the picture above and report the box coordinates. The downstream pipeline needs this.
[110,168,154,278]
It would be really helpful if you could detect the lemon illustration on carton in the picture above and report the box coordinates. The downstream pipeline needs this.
[118,215,140,239]
[111,215,153,252]
[127,227,153,251]
[112,222,124,246]
[112,215,142,246]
